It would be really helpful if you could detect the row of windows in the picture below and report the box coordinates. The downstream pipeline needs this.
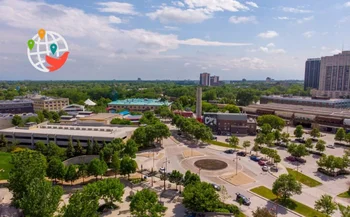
[112,105,157,109]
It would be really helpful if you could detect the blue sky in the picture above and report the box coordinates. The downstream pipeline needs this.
[0,0,350,80]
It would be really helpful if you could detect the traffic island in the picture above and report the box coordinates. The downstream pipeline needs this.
[220,172,255,186]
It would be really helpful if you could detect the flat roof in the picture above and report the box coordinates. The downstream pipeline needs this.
[0,125,136,138]
[108,98,171,106]
[78,113,119,120]
[261,95,350,104]
[246,103,350,118]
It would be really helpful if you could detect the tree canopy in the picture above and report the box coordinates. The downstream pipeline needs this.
[272,174,302,201]
[130,189,167,217]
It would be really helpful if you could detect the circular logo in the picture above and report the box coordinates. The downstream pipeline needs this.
[27,29,69,72]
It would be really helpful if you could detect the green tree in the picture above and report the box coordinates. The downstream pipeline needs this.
[183,170,201,186]
[36,111,45,122]
[168,170,183,191]
[257,115,285,131]
[229,135,239,148]
[52,112,60,122]
[42,109,52,120]
[183,181,220,212]
[65,164,78,185]
[86,140,93,155]
[130,189,167,217]
[338,204,350,217]
[8,150,47,207]
[281,132,290,143]
[123,139,138,158]
[78,164,88,184]
[95,178,124,207]
[272,174,302,201]
[12,115,23,126]
[305,138,314,150]
[100,146,114,163]
[310,127,321,139]
[62,190,99,217]
[47,141,65,160]
[287,143,309,158]
[131,127,148,147]
[223,104,240,113]
[18,178,63,217]
[314,194,337,217]
[35,141,47,155]
[335,128,346,143]
[92,140,100,155]
[75,140,83,156]
[47,157,66,183]
[242,141,251,153]
[88,158,107,181]
[261,123,272,135]
[294,125,304,139]
[111,152,121,178]
[66,139,75,158]
[120,156,137,179]
[236,89,256,106]
[252,207,275,217]
[0,134,7,147]
[316,140,326,153]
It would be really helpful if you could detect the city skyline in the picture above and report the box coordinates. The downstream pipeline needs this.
[1,0,350,80]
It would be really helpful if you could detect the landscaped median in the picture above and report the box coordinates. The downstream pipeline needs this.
[250,186,326,217]
[286,168,322,187]
[207,140,242,149]
[0,151,13,180]
[338,190,350,198]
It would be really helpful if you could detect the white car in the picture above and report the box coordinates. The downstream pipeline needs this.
[159,167,166,173]
[326,145,335,149]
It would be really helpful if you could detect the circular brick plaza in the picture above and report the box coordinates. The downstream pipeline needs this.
[194,159,228,171]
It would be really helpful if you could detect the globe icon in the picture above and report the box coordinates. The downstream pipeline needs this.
[27,31,69,72]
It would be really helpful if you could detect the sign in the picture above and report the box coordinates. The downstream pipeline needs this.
[204,116,217,125]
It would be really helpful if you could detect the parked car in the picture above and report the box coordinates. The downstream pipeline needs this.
[159,167,166,173]
[295,138,306,144]
[250,155,261,162]
[237,151,247,157]
[285,156,296,162]
[261,166,268,171]
[236,193,251,206]
[212,136,218,140]
[225,138,230,142]
[224,149,235,154]
[258,160,266,166]
[295,157,306,163]
[177,131,182,135]
[327,144,335,149]
[211,183,221,191]
[270,165,278,172]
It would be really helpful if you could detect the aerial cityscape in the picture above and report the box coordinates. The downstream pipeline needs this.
[1,0,350,217]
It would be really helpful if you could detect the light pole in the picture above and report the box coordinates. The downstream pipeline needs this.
[163,158,170,191]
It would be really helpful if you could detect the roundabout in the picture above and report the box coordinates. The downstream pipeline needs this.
[194,159,228,171]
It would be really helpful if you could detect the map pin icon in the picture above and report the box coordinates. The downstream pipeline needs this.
[38,29,46,40]
[27,39,34,50]
[50,44,57,55]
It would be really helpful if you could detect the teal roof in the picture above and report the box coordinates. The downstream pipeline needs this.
[108,98,171,106]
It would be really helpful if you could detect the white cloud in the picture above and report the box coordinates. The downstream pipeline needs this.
[172,1,185,7]
[257,31,279,39]
[164,26,180,31]
[96,2,138,15]
[297,16,314,24]
[147,7,211,23]
[259,47,286,54]
[179,38,251,46]
[183,0,249,12]
[184,62,190,67]
[245,1,258,8]
[303,31,315,38]
[276,17,290,20]
[321,46,328,50]
[109,16,122,24]
[331,49,341,55]
[344,2,350,7]
[266,43,275,47]
[229,16,257,24]
[282,7,312,13]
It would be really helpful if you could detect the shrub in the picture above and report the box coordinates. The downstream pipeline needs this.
[213,208,230,213]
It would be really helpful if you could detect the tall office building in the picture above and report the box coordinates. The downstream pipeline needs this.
[210,76,220,86]
[304,58,321,90]
[199,73,210,86]
[315,51,350,98]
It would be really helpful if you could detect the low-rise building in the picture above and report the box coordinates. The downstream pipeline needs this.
[0,99,34,114]
[62,104,85,115]
[0,113,37,129]
[107,98,171,112]
[260,95,350,108]
[77,113,120,126]
[203,112,256,136]
[0,124,135,147]
[31,95,69,112]
[173,110,194,118]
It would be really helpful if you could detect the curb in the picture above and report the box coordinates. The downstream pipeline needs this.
[248,187,303,217]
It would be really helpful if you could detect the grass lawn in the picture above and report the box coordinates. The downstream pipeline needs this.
[0,152,13,180]
[286,168,322,187]
[338,191,350,198]
[207,140,242,149]
[250,186,326,217]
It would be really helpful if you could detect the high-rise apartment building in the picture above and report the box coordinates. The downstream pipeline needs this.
[199,73,210,86]
[315,51,350,98]
[210,76,220,86]
[304,58,321,90]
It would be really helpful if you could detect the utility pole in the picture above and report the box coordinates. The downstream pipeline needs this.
[163,158,169,191]
[236,153,238,175]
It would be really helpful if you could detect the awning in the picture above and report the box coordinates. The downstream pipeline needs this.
[275,111,294,119]
[294,113,316,121]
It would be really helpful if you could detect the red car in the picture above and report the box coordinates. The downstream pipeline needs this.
[285,156,296,162]
[258,160,266,166]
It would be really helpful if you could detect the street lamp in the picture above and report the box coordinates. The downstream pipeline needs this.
[163,158,170,191]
